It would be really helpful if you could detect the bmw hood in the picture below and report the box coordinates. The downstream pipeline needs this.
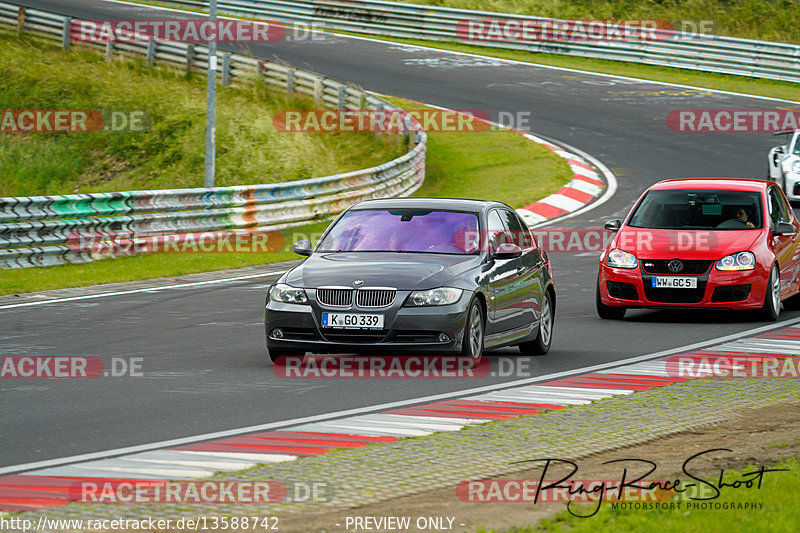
[612,227,762,260]
[284,252,481,290]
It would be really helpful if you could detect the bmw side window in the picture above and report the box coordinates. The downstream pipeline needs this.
[500,209,533,249]
[487,210,506,252]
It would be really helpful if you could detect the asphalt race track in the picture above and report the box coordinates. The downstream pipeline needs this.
[3,0,799,469]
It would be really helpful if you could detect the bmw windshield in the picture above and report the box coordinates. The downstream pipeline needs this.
[628,190,764,230]
[317,209,480,254]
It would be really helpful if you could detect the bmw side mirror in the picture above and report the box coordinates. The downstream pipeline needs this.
[292,240,313,256]
[493,243,523,260]
[604,219,622,231]
[774,222,797,236]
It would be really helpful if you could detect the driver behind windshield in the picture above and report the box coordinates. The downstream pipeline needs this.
[735,207,755,228]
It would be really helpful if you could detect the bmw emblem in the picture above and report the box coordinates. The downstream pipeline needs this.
[667,259,684,273]
[353,280,364,286]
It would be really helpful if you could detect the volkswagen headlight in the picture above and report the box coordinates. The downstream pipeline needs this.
[606,249,638,269]
[792,160,800,174]
[406,287,463,306]
[270,283,308,304]
[715,251,756,271]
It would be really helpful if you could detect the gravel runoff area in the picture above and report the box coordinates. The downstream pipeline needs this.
[5,359,799,532]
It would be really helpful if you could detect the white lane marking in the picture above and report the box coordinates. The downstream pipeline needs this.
[26,465,183,480]
[468,392,591,405]
[308,423,433,437]
[566,179,602,195]
[539,194,586,212]
[4,317,800,476]
[0,271,285,310]
[351,414,467,431]
[710,344,799,355]
[719,339,800,349]
[510,385,621,397]
[597,368,671,377]
[118,454,257,471]
[180,451,297,463]
[570,168,601,181]
[383,414,486,424]
[516,210,548,225]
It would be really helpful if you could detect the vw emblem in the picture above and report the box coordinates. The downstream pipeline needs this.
[667,259,684,273]
[353,280,364,286]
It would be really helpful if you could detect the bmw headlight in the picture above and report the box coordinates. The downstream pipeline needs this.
[792,160,800,174]
[606,249,638,269]
[269,283,308,304]
[406,287,463,306]
[716,251,756,271]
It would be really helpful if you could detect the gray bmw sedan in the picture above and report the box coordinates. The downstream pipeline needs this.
[265,198,555,364]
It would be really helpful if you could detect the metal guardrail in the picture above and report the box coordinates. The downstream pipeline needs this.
[153,0,800,83]
[0,2,427,268]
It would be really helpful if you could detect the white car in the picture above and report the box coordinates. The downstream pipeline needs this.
[767,129,800,201]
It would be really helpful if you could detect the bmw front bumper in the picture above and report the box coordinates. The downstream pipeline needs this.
[265,289,473,354]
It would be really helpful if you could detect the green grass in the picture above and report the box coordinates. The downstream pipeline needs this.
[477,454,800,532]
[0,34,571,295]
[396,0,800,44]
[383,97,571,207]
[0,31,404,196]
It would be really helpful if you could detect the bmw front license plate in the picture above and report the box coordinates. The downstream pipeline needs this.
[651,276,697,289]
[322,312,384,329]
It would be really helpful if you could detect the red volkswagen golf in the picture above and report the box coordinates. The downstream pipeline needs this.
[597,178,800,321]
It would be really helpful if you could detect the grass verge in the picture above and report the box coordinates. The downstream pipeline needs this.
[1,34,572,295]
[0,30,404,196]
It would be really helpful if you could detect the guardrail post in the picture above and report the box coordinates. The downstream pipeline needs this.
[17,7,25,37]
[62,18,72,50]
[286,69,295,95]
[337,86,346,110]
[186,44,195,74]
[146,41,156,68]
[221,52,231,86]
[105,40,114,62]
[313,76,323,106]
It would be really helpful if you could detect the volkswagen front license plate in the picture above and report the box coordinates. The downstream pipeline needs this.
[322,312,384,329]
[651,276,697,289]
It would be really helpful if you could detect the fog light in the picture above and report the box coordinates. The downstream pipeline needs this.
[273,328,284,339]
[438,333,450,342]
